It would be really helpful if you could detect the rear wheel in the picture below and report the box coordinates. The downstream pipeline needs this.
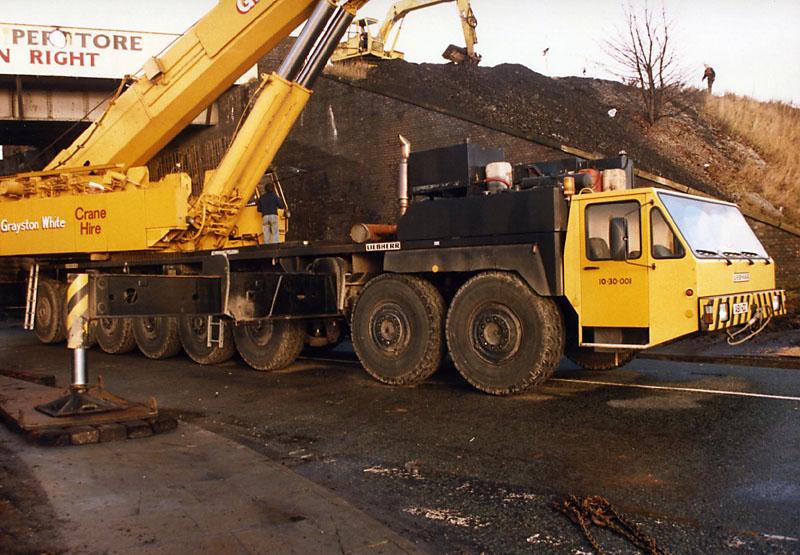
[96,317,137,354]
[351,274,445,386]
[234,320,306,371]
[133,316,182,360]
[446,272,564,395]
[567,349,636,370]
[178,315,235,365]
[34,278,67,344]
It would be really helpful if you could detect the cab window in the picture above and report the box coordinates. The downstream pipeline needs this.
[650,207,685,259]
[585,201,641,260]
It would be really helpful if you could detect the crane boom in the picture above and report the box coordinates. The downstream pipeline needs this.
[45,0,317,171]
[0,0,367,257]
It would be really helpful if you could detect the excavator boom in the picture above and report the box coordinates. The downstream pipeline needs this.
[331,0,479,64]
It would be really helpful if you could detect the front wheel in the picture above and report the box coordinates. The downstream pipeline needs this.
[233,320,305,371]
[351,274,445,386]
[446,272,564,395]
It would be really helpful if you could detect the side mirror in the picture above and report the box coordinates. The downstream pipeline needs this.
[609,217,628,260]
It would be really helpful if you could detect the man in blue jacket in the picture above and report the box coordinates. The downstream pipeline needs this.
[257,183,285,244]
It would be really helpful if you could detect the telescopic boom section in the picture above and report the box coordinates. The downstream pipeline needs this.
[182,0,365,250]
[45,0,319,171]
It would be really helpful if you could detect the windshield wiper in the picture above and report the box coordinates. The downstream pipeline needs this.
[723,251,754,265]
[696,249,732,265]
[740,250,771,265]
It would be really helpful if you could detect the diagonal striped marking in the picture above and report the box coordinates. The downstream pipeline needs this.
[66,296,89,330]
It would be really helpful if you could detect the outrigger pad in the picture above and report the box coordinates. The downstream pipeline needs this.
[35,389,126,418]
[0,376,170,446]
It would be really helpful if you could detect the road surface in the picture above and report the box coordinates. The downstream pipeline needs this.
[1,325,799,553]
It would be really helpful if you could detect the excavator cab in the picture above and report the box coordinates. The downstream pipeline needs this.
[333,17,389,62]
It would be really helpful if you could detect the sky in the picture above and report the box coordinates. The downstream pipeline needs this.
[2,0,799,104]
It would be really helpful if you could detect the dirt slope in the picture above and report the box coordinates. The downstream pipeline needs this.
[332,59,795,223]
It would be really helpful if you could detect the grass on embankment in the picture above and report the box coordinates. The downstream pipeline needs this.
[704,93,800,216]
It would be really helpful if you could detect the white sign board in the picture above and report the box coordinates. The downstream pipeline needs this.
[0,23,178,79]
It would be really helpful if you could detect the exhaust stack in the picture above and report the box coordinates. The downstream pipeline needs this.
[398,134,411,216]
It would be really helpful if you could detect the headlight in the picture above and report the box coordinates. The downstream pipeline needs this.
[773,296,780,311]
[718,302,729,323]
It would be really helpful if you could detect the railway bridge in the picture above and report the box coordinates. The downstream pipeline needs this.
[0,21,228,173]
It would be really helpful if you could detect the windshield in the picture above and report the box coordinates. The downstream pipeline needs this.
[658,193,768,258]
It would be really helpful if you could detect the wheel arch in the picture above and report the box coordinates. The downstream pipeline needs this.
[384,243,561,297]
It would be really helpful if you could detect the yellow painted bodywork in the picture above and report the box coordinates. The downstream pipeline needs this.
[0,170,190,255]
[564,187,784,348]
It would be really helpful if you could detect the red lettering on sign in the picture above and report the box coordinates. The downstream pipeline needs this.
[28,49,99,67]
[80,221,102,235]
[74,32,91,48]
[0,49,9,63]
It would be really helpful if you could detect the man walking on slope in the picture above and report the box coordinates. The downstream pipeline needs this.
[257,182,285,244]
[702,64,716,94]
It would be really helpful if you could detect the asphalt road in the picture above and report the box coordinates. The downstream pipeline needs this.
[2,325,799,554]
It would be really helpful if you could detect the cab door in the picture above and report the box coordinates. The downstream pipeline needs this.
[578,195,650,345]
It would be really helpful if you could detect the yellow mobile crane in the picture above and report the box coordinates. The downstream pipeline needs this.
[331,0,480,64]
[0,0,786,396]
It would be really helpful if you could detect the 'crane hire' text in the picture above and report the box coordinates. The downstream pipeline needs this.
[75,207,106,235]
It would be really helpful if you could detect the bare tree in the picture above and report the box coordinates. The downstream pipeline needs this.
[606,4,685,125]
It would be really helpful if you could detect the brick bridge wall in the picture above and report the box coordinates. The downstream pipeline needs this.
[147,55,800,291]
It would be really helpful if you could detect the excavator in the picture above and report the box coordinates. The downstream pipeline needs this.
[331,0,480,65]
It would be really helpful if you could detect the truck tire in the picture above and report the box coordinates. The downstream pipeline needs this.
[234,320,305,371]
[133,316,182,360]
[351,274,445,386]
[446,272,564,395]
[34,278,67,344]
[567,349,636,370]
[96,317,137,354]
[178,315,235,365]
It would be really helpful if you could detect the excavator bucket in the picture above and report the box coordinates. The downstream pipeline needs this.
[442,44,480,65]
